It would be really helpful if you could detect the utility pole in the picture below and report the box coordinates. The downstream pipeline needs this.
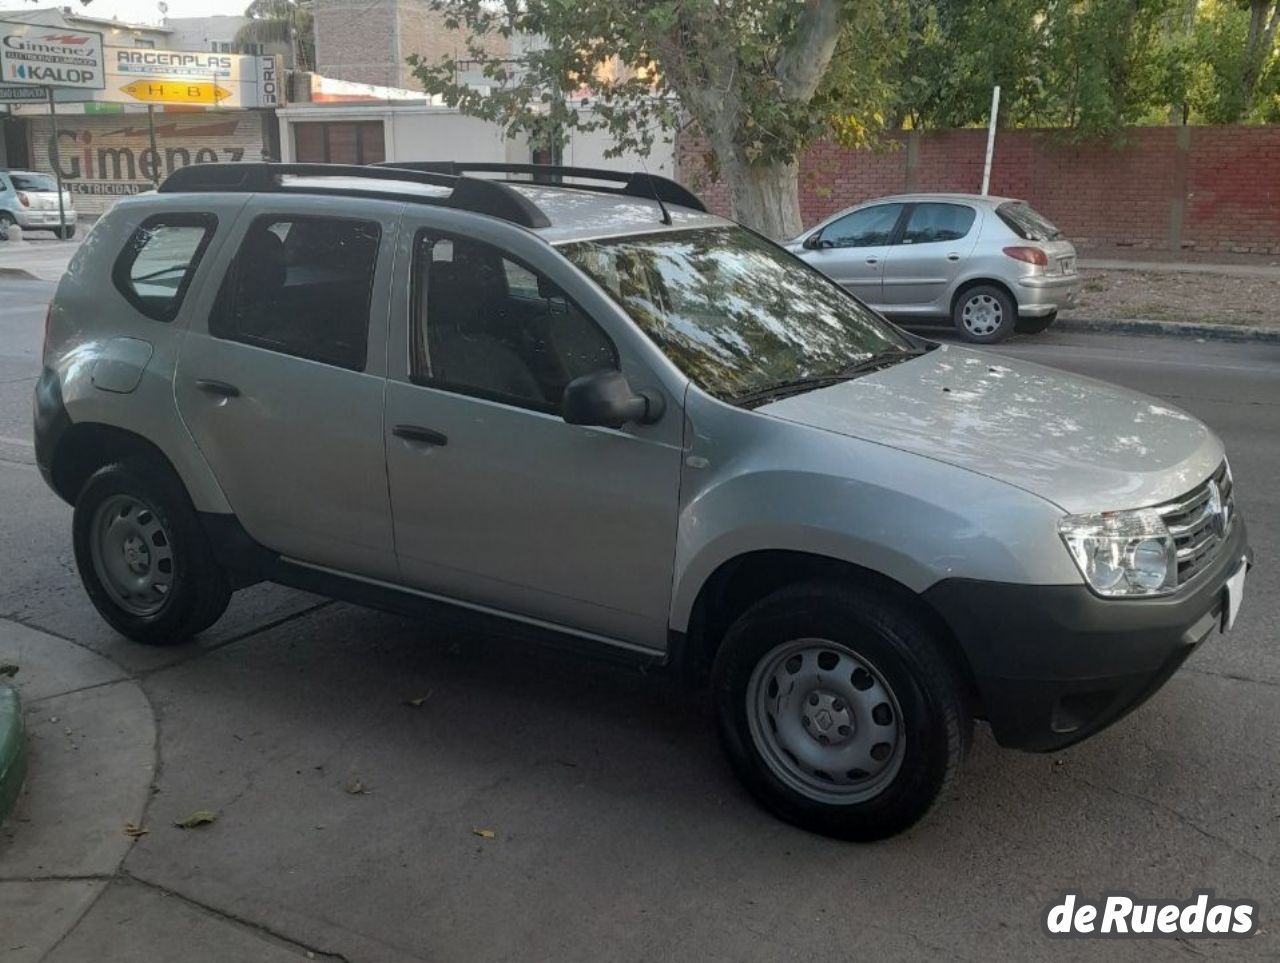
[981,85,1001,196]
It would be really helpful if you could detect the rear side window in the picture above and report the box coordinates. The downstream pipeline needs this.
[901,203,976,244]
[113,214,217,323]
[210,215,380,371]
[997,202,1061,241]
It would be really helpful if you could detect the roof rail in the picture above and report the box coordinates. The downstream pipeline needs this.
[157,163,552,229]
[372,161,707,213]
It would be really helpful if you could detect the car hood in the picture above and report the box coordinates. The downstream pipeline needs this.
[758,344,1223,513]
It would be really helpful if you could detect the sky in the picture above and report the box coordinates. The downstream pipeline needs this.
[0,0,250,28]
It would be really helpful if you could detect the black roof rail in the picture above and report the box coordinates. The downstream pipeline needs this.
[372,161,708,213]
[157,162,552,229]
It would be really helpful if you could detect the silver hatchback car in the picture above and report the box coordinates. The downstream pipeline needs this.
[0,169,77,239]
[36,162,1249,841]
[787,193,1079,343]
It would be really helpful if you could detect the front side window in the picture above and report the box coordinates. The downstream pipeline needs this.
[412,233,618,412]
[901,203,976,244]
[113,214,217,322]
[561,227,916,403]
[821,204,904,248]
[211,216,380,370]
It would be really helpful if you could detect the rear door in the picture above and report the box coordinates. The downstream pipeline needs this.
[880,202,980,312]
[802,203,905,307]
[174,195,400,580]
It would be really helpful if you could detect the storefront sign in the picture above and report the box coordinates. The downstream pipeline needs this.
[0,20,105,89]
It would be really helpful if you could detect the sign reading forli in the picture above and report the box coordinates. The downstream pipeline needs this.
[0,20,105,89]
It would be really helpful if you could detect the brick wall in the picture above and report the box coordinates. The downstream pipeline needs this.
[314,0,509,90]
[678,125,1280,253]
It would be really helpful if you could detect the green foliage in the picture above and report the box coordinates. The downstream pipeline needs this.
[237,0,315,70]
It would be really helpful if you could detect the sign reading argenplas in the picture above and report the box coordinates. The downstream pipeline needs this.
[0,20,105,89]
[112,48,280,108]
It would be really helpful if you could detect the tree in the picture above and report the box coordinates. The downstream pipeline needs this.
[236,0,314,70]
[1238,0,1280,116]
[409,0,896,239]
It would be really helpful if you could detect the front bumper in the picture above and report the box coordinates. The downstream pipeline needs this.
[1016,274,1080,317]
[924,519,1250,751]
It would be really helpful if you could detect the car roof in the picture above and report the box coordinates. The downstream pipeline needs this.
[859,192,1021,208]
[280,173,733,243]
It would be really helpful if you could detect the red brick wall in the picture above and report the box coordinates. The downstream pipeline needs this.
[678,125,1280,254]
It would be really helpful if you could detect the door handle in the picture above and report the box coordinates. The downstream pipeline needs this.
[946,253,961,261]
[194,379,240,398]
[393,424,448,447]
[865,256,879,265]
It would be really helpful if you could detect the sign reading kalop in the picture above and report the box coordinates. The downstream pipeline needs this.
[0,20,105,89]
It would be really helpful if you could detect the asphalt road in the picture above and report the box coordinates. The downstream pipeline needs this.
[1,277,1277,961]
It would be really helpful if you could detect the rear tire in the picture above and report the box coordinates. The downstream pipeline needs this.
[0,212,14,240]
[1015,310,1057,335]
[953,285,1016,343]
[73,457,231,645]
[712,581,971,841]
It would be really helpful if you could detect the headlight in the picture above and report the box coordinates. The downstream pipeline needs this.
[1058,509,1176,597]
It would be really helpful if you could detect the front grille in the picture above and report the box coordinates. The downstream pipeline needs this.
[1156,462,1234,586]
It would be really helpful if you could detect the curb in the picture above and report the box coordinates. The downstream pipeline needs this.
[0,267,39,281]
[0,681,26,824]
[1056,316,1280,344]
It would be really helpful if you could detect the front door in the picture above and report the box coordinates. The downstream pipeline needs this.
[174,197,400,580]
[383,223,684,651]
[804,202,906,307]
[880,202,980,313]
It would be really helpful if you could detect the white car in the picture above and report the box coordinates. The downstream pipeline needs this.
[0,169,76,239]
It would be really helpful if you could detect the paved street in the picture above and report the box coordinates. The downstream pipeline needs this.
[0,274,1277,961]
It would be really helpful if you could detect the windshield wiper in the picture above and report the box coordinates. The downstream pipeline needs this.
[731,348,924,408]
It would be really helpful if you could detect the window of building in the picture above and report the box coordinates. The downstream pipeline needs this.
[411,233,618,412]
[211,216,381,370]
[112,214,217,322]
[293,122,386,166]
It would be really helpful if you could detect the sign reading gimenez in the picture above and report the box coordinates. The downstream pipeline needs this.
[0,21,105,89]
[1044,892,1258,939]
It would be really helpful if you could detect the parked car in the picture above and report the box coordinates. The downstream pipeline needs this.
[0,170,76,239]
[35,162,1249,840]
[787,193,1079,343]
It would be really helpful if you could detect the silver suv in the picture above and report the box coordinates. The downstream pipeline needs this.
[35,162,1250,840]
[787,193,1079,343]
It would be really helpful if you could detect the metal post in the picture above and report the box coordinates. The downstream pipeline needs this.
[46,87,68,239]
[147,105,160,188]
[981,85,1001,196]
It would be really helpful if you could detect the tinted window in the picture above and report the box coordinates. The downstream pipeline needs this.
[821,204,904,248]
[11,173,58,192]
[413,233,617,412]
[113,214,217,322]
[901,203,976,244]
[561,227,915,402]
[997,202,1061,241]
[211,216,380,371]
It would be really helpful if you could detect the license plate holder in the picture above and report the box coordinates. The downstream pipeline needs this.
[1223,558,1247,632]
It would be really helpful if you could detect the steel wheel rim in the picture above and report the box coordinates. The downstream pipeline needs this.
[961,294,1003,336]
[746,638,905,805]
[90,494,174,617]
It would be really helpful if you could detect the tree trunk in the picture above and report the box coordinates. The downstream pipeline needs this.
[720,155,804,240]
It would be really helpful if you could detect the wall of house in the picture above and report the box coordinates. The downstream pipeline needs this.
[679,125,1280,253]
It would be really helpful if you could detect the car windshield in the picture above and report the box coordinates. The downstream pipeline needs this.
[559,227,916,402]
[998,202,1061,241]
[10,173,58,192]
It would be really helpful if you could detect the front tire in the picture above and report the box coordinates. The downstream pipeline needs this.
[953,285,1016,343]
[712,582,970,840]
[73,457,231,645]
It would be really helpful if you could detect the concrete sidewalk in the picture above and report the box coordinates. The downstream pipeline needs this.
[0,619,320,963]
[1079,257,1280,278]
[0,236,82,283]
